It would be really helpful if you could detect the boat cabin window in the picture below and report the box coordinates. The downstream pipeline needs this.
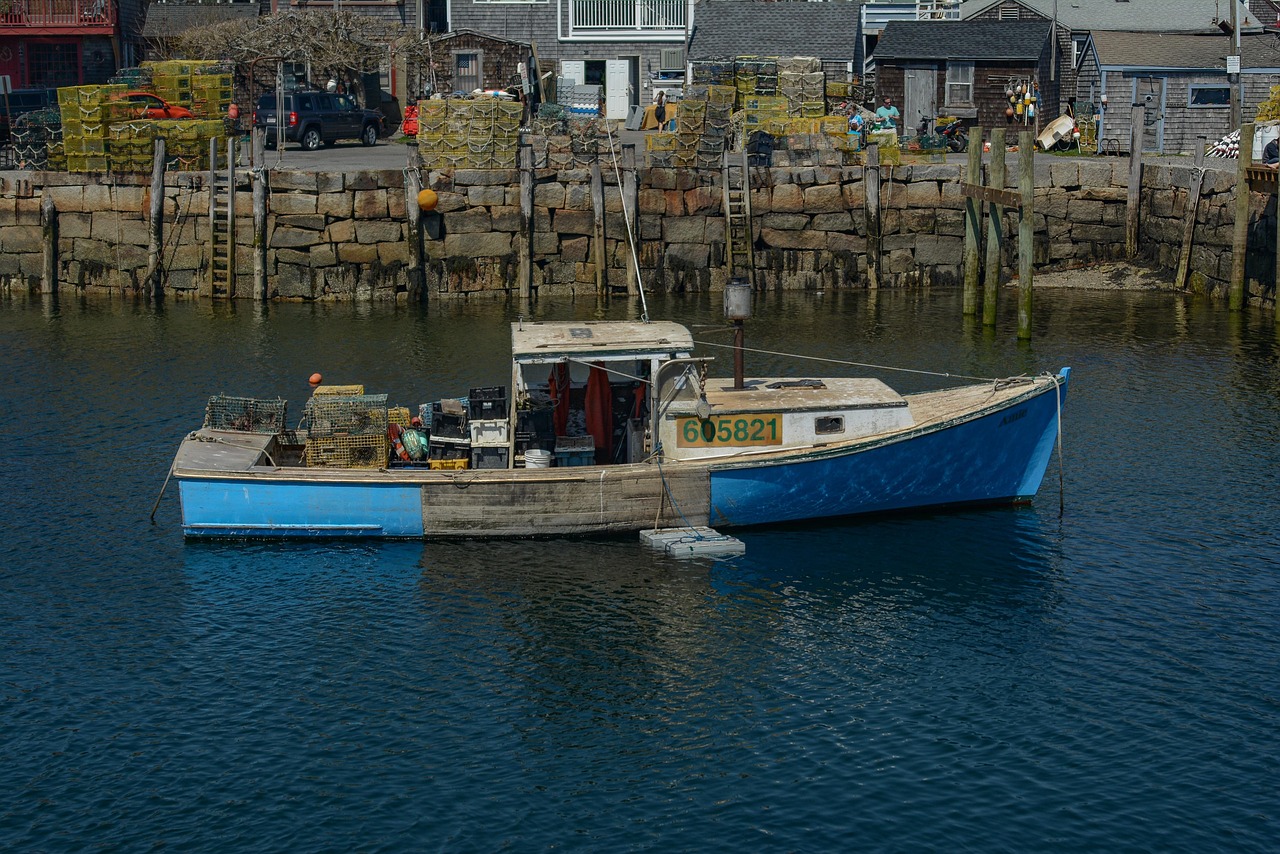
[814,416,844,435]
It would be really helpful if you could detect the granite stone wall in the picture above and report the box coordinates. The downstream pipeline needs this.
[0,156,1272,304]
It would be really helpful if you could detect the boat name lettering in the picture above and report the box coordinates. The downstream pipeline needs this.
[677,414,783,448]
[1000,408,1027,426]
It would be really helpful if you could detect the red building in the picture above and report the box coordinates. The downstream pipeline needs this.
[0,0,125,88]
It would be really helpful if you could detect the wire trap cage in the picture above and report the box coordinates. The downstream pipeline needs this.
[204,395,288,434]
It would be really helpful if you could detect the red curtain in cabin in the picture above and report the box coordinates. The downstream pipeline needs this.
[548,363,571,437]
[584,362,613,464]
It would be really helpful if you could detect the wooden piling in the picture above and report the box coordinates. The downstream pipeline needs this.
[252,129,267,301]
[622,143,639,296]
[1126,104,1144,259]
[206,137,217,298]
[590,159,606,296]
[1175,137,1206,291]
[865,144,881,289]
[405,146,424,302]
[962,131,983,315]
[1230,122,1254,311]
[1017,130,1034,340]
[148,137,167,301]
[40,193,57,295]
[982,128,1005,327]
[518,143,534,302]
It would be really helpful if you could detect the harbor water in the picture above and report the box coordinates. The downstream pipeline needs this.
[1,287,1277,851]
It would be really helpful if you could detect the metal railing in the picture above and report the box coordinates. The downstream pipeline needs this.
[861,0,958,32]
[0,0,116,29]
[569,0,686,33]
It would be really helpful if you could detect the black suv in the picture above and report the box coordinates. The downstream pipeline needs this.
[253,92,383,150]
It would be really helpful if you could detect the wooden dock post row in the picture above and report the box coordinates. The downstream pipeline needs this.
[957,128,1035,337]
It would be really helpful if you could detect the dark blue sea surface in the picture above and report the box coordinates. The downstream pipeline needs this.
[1,288,1277,851]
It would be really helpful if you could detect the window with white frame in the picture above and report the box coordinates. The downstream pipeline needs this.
[946,62,974,107]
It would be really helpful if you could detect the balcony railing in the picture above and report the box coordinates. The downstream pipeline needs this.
[861,0,958,33]
[569,0,686,35]
[0,0,117,32]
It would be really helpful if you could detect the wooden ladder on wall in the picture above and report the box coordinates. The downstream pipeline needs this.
[208,139,236,298]
[722,148,755,286]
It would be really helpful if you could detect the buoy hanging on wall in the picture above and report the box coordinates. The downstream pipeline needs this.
[417,189,439,211]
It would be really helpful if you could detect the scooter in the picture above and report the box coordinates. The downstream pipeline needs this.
[918,116,968,152]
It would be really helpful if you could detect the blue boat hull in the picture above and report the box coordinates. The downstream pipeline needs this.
[708,370,1068,527]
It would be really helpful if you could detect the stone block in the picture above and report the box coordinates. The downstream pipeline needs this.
[378,242,410,264]
[533,233,559,254]
[277,214,326,231]
[490,205,522,232]
[338,243,379,263]
[664,189,685,216]
[664,216,707,243]
[534,183,566,208]
[646,168,676,189]
[761,213,810,231]
[454,169,516,186]
[912,164,960,182]
[443,208,491,234]
[914,235,964,266]
[1077,161,1114,190]
[575,261,596,284]
[468,185,506,206]
[277,248,310,266]
[750,188,771,214]
[886,247,915,273]
[905,181,941,208]
[842,182,866,209]
[434,191,467,213]
[316,173,344,193]
[772,184,804,212]
[812,211,853,232]
[271,193,318,215]
[326,219,355,243]
[0,226,42,253]
[444,231,512,258]
[936,210,965,236]
[353,189,388,219]
[388,191,406,220]
[1078,186,1127,202]
[345,171,378,191]
[638,189,665,215]
[901,209,936,233]
[827,232,866,253]
[761,227,826,250]
[276,263,313,299]
[685,186,719,215]
[1049,161,1080,188]
[271,170,320,192]
[271,226,321,249]
[663,242,710,268]
[565,184,591,210]
[604,186,623,213]
[1068,199,1104,223]
[561,236,589,262]
[804,184,846,213]
[356,221,403,243]
[59,212,92,239]
[555,209,593,235]
[1071,222,1125,243]
[46,185,84,212]
[310,245,338,267]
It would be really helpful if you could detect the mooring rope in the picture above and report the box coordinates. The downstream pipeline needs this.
[603,122,650,322]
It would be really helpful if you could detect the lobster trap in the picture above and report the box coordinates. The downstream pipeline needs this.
[204,395,288,434]
[301,393,389,438]
[304,433,390,469]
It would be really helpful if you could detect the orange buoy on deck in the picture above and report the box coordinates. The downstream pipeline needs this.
[309,373,323,386]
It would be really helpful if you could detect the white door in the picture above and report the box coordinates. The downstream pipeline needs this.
[903,66,936,136]
[605,59,631,120]
[560,60,585,88]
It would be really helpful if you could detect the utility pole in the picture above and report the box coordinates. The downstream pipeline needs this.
[1229,0,1242,131]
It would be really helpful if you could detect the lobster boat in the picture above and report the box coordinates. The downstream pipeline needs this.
[170,317,1069,539]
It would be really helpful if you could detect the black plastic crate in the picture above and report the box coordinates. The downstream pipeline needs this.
[468,386,508,420]
[517,407,555,439]
[470,446,510,470]
[430,400,468,440]
[429,439,471,460]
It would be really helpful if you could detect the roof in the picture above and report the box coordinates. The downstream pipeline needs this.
[1085,30,1280,70]
[141,1,259,39]
[959,0,1263,34]
[687,1,861,62]
[434,28,532,49]
[511,321,695,362]
[873,20,1051,62]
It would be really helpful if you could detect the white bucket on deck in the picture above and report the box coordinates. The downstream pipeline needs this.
[1254,124,1280,156]
[525,449,552,469]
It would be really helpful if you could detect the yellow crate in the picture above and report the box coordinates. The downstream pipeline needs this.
[428,459,469,471]
[313,384,366,396]
[646,132,678,151]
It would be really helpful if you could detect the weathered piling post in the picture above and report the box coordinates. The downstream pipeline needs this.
[1230,122,1254,311]
[518,142,534,302]
[591,159,606,296]
[206,137,217,298]
[1175,137,1206,291]
[1017,130,1035,340]
[1126,104,1144,259]
[148,137,167,301]
[622,143,639,296]
[226,137,237,299]
[865,144,881,289]
[252,128,267,301]
[982,128,1006,327]
[405,146,424,302]
[40,193,57,295]
[962,131,983,315]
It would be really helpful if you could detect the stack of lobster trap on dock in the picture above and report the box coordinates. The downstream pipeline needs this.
[301,386,390,469]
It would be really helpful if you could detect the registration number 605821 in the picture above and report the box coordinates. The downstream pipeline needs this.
[676,414,783,448]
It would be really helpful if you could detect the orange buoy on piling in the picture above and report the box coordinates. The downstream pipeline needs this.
[417,189,438,212]
[309,373,323,386]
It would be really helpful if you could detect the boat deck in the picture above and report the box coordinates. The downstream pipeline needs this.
[702,376,907,413]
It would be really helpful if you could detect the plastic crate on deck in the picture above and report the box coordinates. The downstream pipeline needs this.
[554,436,595,467]
[467,386,507,420]
[469,419,510,447]
[470,446,509,470]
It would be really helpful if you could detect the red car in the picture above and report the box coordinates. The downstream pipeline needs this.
[121,92,194,119]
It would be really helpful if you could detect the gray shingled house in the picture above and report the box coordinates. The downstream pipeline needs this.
[871,19,1056,136]
[1076,31,1280,155]
[687,1,864,80]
